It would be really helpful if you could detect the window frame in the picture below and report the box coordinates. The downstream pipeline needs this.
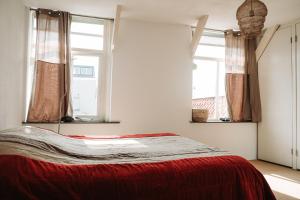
[70,15,112,121]
[25,11,113,122]
[192,31,227,121]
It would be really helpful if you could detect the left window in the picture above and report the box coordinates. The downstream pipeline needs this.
[26,11,112,121]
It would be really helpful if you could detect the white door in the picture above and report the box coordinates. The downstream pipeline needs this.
[258,25,294,167]
[297,23,300,169]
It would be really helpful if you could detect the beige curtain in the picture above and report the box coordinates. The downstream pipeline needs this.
[27,9,72,122]
[225,30,262,122]
[225,30,251,122]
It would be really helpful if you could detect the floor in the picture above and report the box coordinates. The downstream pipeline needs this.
[250,160,300,200]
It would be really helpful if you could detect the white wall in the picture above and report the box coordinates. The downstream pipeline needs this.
[111,20,192,133]
[31,19,257,160]
[0,0,27,130]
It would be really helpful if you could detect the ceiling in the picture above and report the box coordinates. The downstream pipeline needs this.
[23,0,300,30]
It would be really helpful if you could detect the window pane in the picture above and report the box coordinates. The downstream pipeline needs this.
[71,34,103,50]
[192,32,228,120]
[218,62,226,97]
[192,59,217,119]
[71,22,104,35]
[217,62,228,118]
[195,45,225,59]
[72,55,100,116]
[200,36,225,46]
[73,65,95,78]
[26,12,37,119]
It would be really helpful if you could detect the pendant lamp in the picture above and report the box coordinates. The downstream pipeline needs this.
[236,0,268,38]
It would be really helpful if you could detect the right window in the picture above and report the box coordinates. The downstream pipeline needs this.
[192,30,228,120]
[70,16,110,119]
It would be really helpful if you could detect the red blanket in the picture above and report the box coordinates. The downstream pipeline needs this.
[0,154,275,200]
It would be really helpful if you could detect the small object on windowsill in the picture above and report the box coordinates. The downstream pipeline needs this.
[190,119,227,123]
[192,109,209,122]
[75,116,95,122]
[61,116,74,123]
[219,117,231,122]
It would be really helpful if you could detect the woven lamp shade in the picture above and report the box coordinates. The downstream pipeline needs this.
[236,0,268,38]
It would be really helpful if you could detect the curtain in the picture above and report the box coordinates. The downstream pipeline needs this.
[27,9,72,122]
[245,38,262,122]
[225,30,251,122]
[225,30,262,122]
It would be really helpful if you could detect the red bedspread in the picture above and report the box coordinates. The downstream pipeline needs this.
[0,155,275,200]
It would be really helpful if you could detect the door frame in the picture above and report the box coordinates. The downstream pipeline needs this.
[296,22,300,170]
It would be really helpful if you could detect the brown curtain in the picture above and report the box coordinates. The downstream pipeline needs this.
[27,9,72,122]
[225,30,262,122]
[245,38,262,122]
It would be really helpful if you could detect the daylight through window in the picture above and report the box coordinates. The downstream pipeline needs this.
[26,12,112,121]
[192,30,228,120]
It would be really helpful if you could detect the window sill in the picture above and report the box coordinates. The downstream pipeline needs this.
[190,120,255,124]
[22,121,120,125]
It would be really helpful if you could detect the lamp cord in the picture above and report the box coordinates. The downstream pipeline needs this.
[58,91,67,134]
[249,0,255,17]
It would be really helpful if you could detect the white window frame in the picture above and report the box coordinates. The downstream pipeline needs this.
[192,31,227,121]
[24,11,113,122]
[70,16,113,121]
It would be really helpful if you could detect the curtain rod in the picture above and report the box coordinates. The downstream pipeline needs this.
[29,8,114,21]
[191,26,225,33]
[205,28,226,33]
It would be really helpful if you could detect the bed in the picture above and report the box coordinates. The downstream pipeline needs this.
[0,126,275,200]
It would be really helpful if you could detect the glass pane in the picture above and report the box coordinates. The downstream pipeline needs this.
[218,62,226,97]
[71,22,104,35]
[26,12,37,119]
[71,55,100,116]
[71,34,103,50]
[217,61,228,118]
[192,59,218,119]
[195,45,225,59]
[192,32,227,120]
[200,36,225,46]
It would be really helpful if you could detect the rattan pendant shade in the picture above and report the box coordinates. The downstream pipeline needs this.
[236,0,268,38]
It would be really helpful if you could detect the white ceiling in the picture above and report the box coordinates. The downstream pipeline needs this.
[23,0,300,30]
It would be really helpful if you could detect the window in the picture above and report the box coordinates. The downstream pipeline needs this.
[26,12,112,121]
[73,65,95,78]
[70,16,107,118]
[192,30,228,120]
[70,16,112,118]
